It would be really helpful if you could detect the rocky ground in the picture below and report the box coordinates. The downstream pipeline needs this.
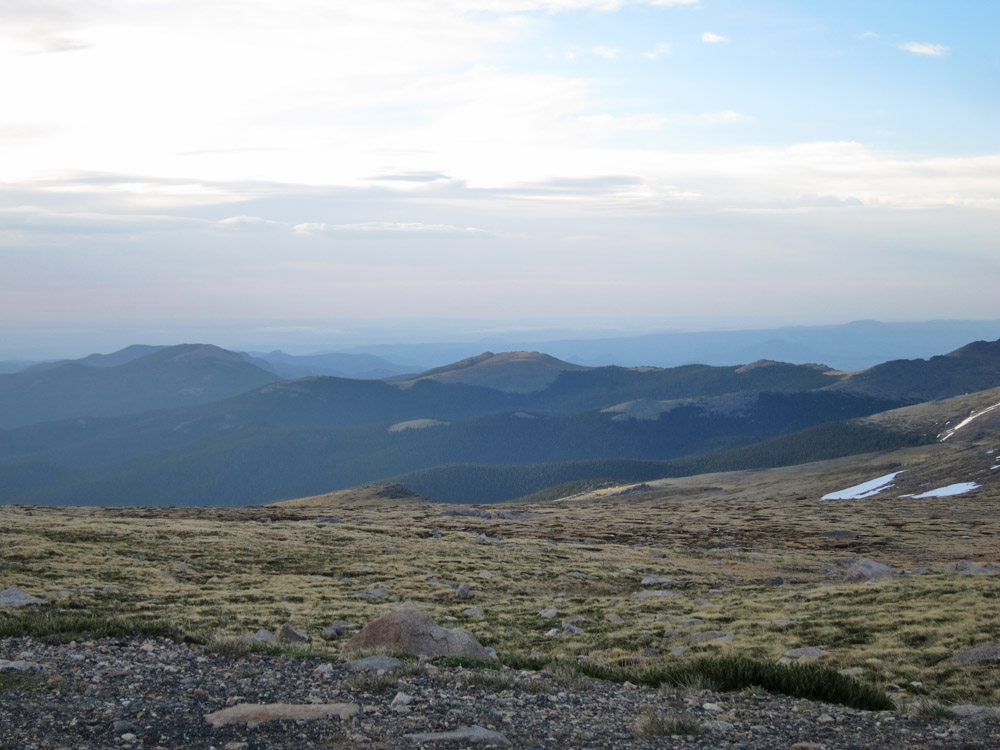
[3,635,999,750]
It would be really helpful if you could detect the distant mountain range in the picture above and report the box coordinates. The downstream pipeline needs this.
[1,336,998,507]
[0,344,280,429]
[343,319,1000,372]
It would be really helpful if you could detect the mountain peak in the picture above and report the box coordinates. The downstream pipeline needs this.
[390,350,591,393]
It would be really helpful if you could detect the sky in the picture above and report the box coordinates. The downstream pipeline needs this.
[1,0,998,356]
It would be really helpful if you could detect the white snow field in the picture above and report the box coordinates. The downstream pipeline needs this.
[821,471,904,500]
[902,482,981,498]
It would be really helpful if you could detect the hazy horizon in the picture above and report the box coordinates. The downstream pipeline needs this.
[3,315,999,362]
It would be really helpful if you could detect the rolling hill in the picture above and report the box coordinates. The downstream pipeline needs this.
[0,344,281,429]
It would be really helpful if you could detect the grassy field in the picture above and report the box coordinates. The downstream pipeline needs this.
[2,436,997,708]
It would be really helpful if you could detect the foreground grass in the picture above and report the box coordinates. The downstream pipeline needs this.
[1,493,997,707]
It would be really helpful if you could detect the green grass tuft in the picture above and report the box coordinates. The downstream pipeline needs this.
[634,710,702,737]
[572,656,894,712]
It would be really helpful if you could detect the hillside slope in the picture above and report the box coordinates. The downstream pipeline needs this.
[0,344,281,429]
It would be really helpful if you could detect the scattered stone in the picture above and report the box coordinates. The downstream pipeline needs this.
[689,631,733,645]
[702,702,724,712]
[0,659,42,672]
[0,587,47,608]
[561,615,590,628]
[544,628,560,637]
[455,582,472,599]
[342,609,494,660]
[538,608,558,619]
[631,589,678,599]
[947,561,1000,576]
[346,655,403,672]
[950,704,1000,719]
[826,557,893,582]
[945,642,1000,664]
[604,613,625,624]
[407,725,510,746]
[391,691,413,708]
[251,629,276,644]
[322,621,350,638]
[768,576,785,587]
[312,663,334,678]
[640,576,674,585]
[822,530,859,539]
[478,570,494,579]
[563,625,584,635]
[462,607,484,617]
[277,623,309,643]
[679,618,704,627]
[705,720,735,732]
[839,667,865,677]
[780,646,829,664]
[204,702,359,727]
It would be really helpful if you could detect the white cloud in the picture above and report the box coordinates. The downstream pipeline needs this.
[899,41,949,57]
[592,45,620,59]
[701,31,729,44]
[857,31,879,40]
[643,42,672,59]
[293,222,487,236]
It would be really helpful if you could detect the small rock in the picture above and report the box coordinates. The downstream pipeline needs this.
[705,720,734,732]
[322,621,350,638]
[278,623,309,643]
[251,629,276,644]
[781,646,829,663]
[632,589,678,599]
[689,631,732,646]
[455,583,472,599]
[347,655,403,672]
[0,586,47,608]
[0,660,43,672]
[679,618,704,627]
[407,725,509,746]
[204,702,359,727]
[538,608,558,619]
[462,607,484,617]
[313,663,335,678]
[391,691,413,707]
[604,613,625,624]
[640,576,674,585]
[544,628,559,637]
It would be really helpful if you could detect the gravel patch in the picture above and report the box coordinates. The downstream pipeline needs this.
[1,636,998,749]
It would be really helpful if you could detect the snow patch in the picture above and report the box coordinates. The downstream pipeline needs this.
[388,418,449,433]
[902,482,981,499]
[822,471,904,500]
[940,401,1000,441]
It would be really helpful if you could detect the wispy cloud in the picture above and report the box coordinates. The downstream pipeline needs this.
[293,222,487,237]
[701,31,729,44]
[899,41,949,57]
[0,206,205,234]
[643,42,672,60]
[857,31,879,40]
[592,45,620,59]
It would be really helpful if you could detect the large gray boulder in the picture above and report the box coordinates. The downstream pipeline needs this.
[342,608,493,660]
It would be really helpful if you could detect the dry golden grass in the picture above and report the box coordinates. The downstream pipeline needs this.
[2,422,997,705]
